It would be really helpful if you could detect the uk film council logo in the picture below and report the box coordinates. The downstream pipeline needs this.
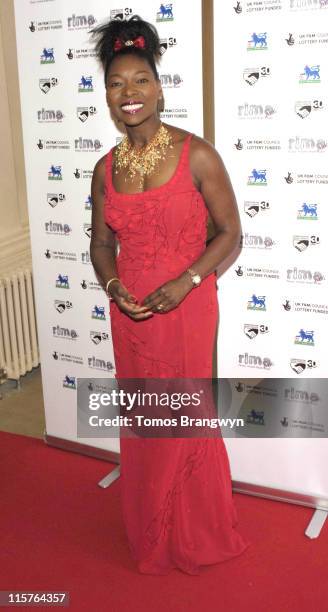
[39,78,58,94]
[297,202,318,220]
[40,48,55,64]
[91,305,106,321]
[48,165,62,180]
[247,294,266,311]
[247,32,268,51]
[299,65,320,84]
[248,168,267,186]
[243,66,270,86]
[56,274,69,289]
[294,328,315,346]
[295,99,323,118]
[156,3,174,21]
[78,75,94,93]
[77,106,97,123]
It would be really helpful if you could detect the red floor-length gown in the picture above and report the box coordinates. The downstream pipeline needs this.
[104,133,251,574]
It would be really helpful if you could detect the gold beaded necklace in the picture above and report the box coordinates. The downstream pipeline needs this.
[113,123,174,189]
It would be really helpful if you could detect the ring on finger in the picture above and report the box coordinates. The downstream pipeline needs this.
[157,303,164,311]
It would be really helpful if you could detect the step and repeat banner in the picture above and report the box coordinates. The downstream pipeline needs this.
[14,0,203,453]
[214,1,328,505]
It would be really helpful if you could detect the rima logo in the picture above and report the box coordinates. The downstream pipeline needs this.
[247,32,268,51]
[53,325,78,340]
[156,3,174,21]
[45,221,71,235]
[37,108,64,122]
[78,76,94,93]
[75,138,102,152]
[67,14,96,30]
[40,48,55,64]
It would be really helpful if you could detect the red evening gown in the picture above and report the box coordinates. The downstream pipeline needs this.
[104,133,251,575]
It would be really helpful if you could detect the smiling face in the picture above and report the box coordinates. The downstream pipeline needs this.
[106,53,162,127]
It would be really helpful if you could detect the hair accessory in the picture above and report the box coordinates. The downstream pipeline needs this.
[114,35,146,52]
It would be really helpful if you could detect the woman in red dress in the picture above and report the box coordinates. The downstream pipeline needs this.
[90,16,250,575]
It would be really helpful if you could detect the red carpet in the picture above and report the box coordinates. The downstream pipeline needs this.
[0,430,327,611]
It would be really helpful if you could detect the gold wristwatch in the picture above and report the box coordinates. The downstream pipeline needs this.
[186,267,202,287]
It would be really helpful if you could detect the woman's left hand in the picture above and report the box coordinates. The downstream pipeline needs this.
[140,276,192,313]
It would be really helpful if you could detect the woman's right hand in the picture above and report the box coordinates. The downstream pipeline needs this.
[109,280,154,320]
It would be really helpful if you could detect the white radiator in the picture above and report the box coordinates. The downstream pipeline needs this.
[0,268,39,380]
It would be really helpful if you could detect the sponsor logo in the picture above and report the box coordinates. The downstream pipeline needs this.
[109,8,133,20]
[90,331,110,345]
[247,32,268,50]
[92,305,106,320]
[63,375,76,389]
[39,77,59,94]
[247,294,266,311]
[40,47,55,64]
[238,103,277,119]
[47,193,66,208]
[244,200,270,217]
[289,136,327,152]
[54,300,73,314]
[240,233,275,249]
[78,75,94,92]
[37,108,64,122]
[299,64,320,83]
[243,66,270,85]
[45,221,71,235]
[235,265,279,280]
[67,14,96,30]
[295,99,323,117]
[156,3,174,21]
[286,267,324,284]
[247,168,267,185]
[160,73,182,88]
[290,358,317,374]
[293,235,320,252]
[74,138,103,152]
[282,298,328,315]
[77,106,97,122]
[88,356,115,371]
[244,323,269,339]
[239,353,273,369]
[48,165,62,180]
[295,329,315,345]
[56,274,70,289]
[297,202,318,220]
[53,325,78,340]
[29,19,62,32]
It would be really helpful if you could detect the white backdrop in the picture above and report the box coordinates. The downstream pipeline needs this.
[14,0,203,454]
[214,0,328,506]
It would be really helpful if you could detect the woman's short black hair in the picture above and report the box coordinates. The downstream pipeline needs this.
[90,15,161,86]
